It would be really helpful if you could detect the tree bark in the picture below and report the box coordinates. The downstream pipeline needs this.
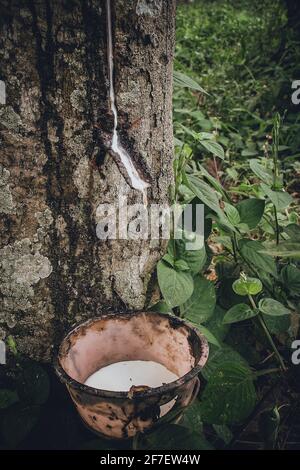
[0,0,176,361]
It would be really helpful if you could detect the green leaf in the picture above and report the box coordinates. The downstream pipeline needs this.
[187,175,222,215]
[200,363,256,425]
[263,314,290,334]
[173,70,208,95]
[281,265,300,294]
[174,136,184,148]
[260,183,293,211]
[206,305,229,343]
[224,203,240,226]
[201,344,249,381]
[249,159,273,185]
[239,239,277,276]
[237,198,265,229]
[232,277,263,296]
[162,253,174,267]
[195,325,221,348]
[223,304,258,324]
[182,399,203,434]
[259,242,300,259]
[258,298,291,316]
[181,246,207,275]
[146,424,213,450]
[198,132,214,140]
[17,363,50,405]
[169,239,207,275]
[198,164,228,199]
[212,424,233,445]
[200,140,225,160]
[157,260,194,308]
[7,335,17,356]
[284,224,300,241]
[0,389,18,409]
[150,301,172,314]
[174,259,190,271]
[181,276,216,323]
[0,404,41,447]
[242,149,258,157]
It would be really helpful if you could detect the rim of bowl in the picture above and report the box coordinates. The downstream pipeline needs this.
[54,310,209,399]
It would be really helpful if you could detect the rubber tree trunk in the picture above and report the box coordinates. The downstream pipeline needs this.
[0,0,176,361]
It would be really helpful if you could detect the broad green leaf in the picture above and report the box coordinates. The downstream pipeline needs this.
[242,149,258,157]
[0,404,41,447]
[284,224,300,241]
[173,70,208,95]
[178,183,195,203]
[201,344,249,381]
[0,389,18,409]
[182,400,203,434]
[146,424,213,450]
[223,304,258,324]
[181,276,216,323]
[281,265,300,294]
[258,298,291,316]
[198,164,228,199]
[7,335,17,356]
[259,242,300,259]
[232,277,263,296]
[213,424,233,445]
[187,175,222,215]
[168,240,207,275]
[239,239,277,276]
[224,202,240,226]
[157,260,194,308]
[174,259,190,271]
[174,136,184,148]
[200,363,256,425]
[198,132,214,140]
[249,159,273,185]
[206,305,229,343]
[173,243,207,276]
[237,198,265,229]
[195,324,221,347]
[181,246,207,275]
[200,140,225,160]
[263,313,291,334]
[150,301,172,313]
[17,363,50,405]
[162,253,174,267]
[260,183,293,211]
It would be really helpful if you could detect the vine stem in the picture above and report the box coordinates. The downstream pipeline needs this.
[132,433,139,450]
[254,367,281,377]
[248,294,286,372]
[274,205,280,246]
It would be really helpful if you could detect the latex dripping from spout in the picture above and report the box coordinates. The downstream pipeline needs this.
[106,0,150,205]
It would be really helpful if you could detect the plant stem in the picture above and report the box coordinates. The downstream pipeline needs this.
[213,155,221,183]
[132,433,139,450]
[248,294,286,372]
[231,235,238,263]
[274,205,280,246]
[254,367,281,378]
